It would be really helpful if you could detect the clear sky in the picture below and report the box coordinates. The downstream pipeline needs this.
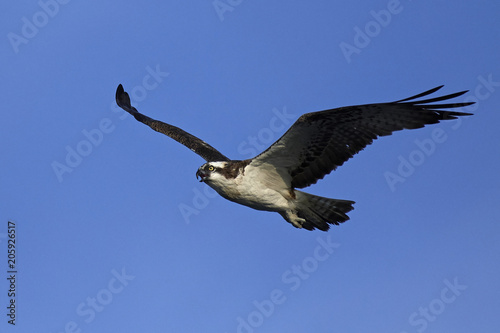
[1,1,499,332]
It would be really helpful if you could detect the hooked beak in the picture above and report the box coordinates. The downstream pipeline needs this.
[196,169,206,182]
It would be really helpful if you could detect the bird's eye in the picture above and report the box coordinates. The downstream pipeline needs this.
[208,166,214,171]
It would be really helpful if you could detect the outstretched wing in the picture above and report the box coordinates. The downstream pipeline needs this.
[251,86,474,189]
[116,84,230,162]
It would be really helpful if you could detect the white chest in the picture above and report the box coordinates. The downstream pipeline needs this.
[205,164,291,211]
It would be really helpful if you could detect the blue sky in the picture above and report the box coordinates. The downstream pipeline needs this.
[1,1,499,332]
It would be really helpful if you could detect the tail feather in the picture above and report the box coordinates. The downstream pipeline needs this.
[295,191,355,231]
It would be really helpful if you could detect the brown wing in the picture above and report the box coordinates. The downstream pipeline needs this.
[116,84,230,162]
[251,86,473,189]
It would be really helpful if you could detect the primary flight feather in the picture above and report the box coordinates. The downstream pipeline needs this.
[115,84,472,231]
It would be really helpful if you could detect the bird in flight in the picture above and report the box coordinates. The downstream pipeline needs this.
[115,85,472,231]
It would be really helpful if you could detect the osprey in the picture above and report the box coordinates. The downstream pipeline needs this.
[115,85,472,231]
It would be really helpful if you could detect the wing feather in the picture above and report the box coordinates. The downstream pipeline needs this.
[251,86,474,189]
[115,84,230,162]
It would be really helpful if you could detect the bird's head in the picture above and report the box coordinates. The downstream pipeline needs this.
[196,162,229,183]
